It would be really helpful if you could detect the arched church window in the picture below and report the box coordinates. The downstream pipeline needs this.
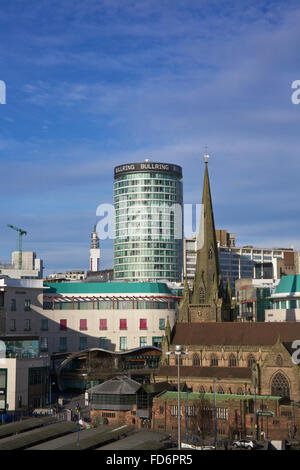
[210,354,218,366]
[237,387,244,395]
[271,372,290,399]
[276,355,283,366]
[247,355,256,368]
[217,386,224,394]
[229,354,237,367]
[199,385,206,394]
[192,354,201,366]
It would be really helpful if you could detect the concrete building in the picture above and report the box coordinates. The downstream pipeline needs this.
[0,277,50,413]
[0,251,43,279]
[235,278,279,322]
[46,270,85,282]
[0,336,49,412]
[265,275,300,322]
[39,281,179,354]
[184,235,299,295]
[114,161,183,283]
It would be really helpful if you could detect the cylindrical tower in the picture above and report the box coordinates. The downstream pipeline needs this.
[114,160,183,282]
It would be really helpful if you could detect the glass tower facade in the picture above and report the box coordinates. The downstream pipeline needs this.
[114,162,183,282]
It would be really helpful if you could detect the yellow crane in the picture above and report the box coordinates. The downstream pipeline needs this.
[7,225,27,269]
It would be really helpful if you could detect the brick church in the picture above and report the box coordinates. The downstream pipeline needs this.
[154,156,300,442]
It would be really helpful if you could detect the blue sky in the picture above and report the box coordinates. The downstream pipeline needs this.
[0,0,300,274]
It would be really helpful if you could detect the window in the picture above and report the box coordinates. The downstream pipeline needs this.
[217,386,224,394]
[41,319,48,331]
[271,372,290,399]
[79,337,87,350]
[140,337,147,347]
[139,318,147,330]
[10,299,16,311]
[10,319,16,331]
[192,354,201,366]
[99,337,108,349]
[170,405,182,417]
[60,319,67,330]
[247,355,256,368]
[229,354,237,367]
[276,355,283,366]
[80,319,87,331]
[24,299,31,311]
[152,337,162,348]
[210,354,218,366]
[199,386,206,393]
[40,337,48,352]
[120,337,127,350]
[59,337,67,352]
[120,319,127,330]
[99,319,107,330]
[24,319,31,331]
[159,318,165,330]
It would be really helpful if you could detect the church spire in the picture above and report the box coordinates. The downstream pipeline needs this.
[191,155,222,306]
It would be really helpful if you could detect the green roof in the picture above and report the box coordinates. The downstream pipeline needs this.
[44,281,172,295]
[275,275,300,295]
[159,392,281,402]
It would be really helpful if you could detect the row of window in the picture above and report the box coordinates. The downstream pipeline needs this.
[9,299,31,311]
[272,299,300,309]
[39,335,163,352]
[168,405,228,420]
[10,318,167,332]
[186,353,256,368]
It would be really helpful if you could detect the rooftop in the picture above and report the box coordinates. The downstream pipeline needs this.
[157,391,282,402]
[170,322,300,346]
[275,275,300,295]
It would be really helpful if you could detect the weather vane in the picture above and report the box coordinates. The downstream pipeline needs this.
[204,145,210,163]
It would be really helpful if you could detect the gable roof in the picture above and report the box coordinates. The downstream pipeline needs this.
[171,322,300,346]
[87,376,141,395]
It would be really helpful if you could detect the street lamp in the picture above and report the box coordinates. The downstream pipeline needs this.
[252,367,258,440]
[213,377,221,448]
[49,380,55,416]
[166,345,188,450]
[186,387,192,442]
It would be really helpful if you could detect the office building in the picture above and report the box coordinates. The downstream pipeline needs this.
[114,161,183,282]
[184,236,299,295]
[235,278,279,322]
[0,251,43,279]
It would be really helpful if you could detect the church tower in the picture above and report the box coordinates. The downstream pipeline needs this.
[179,153,231,322]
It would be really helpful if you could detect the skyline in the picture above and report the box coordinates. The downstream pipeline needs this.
[0,0,300,274]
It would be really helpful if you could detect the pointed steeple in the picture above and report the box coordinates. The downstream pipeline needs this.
[191,159,222,305]
[178,278,190,322]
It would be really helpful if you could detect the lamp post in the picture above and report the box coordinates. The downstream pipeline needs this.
[252,367,258,440]
[186,387,192,442]
[166,345,188,450]
[49,379,55,416]
[213,378,221,448]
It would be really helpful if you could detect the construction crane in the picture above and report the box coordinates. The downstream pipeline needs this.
[7,225,27,269]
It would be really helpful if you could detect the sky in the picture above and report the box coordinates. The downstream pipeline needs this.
[0,0,300,275]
